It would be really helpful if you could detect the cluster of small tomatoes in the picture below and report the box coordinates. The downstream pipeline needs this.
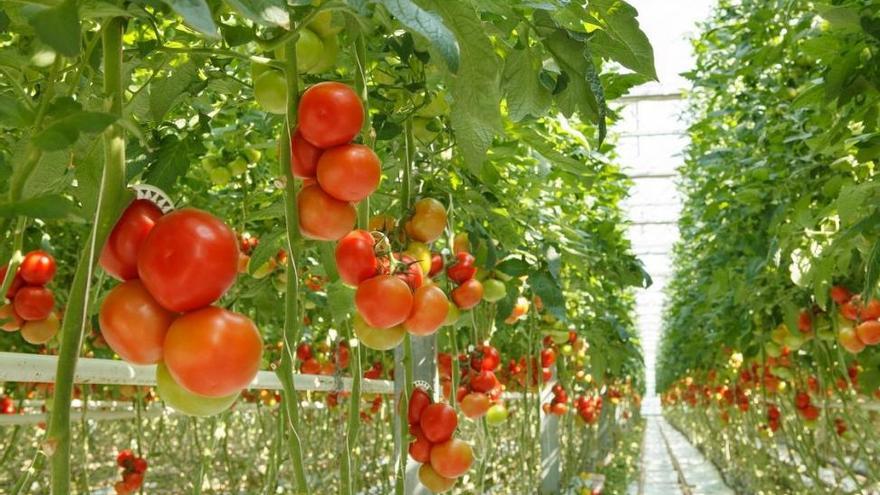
[0,250,60,344]
[407,387,474,493]
[544,384,569,416]
[452,345,509,422]
[829,285,880,353]
[98,199,261,417]
[0,394,15,414]
[114,449,148,494]
[573,394,604,425]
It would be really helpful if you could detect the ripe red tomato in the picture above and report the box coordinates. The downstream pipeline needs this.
[19,251,56,286]
[408,424,433,463]
[163,307,263,397]
[0,303,22,332]
[446,252,476,284]
[137,208,238,312]
[477,345,500,371]
[394,254,424,291]
[404,284,449,336]
[419,403,457,443]
[460,392,490,419]
[429,253,444,277]
[296,343,313,361]
[830,285,852,304]
[335,342,350,369]
[430,438,473,478]
[0,265,24,299]
[408,386,433,425]
[840,299,860,321]
[100,199,163,281]
[297,82,363,148]
[418,463,456,493]
[99,280,174,365]
[470,370,497,393]
[355,275,413,329]
[335,230,379,286]
[316,144,381,202]
[860,299,880,320]
[838,326,864,354]
[13,286,54,321]
[291,129,323,179]
[405,198,447,243]
[451,279,482,310]
[541,347,557,367]
[297,183,356,241]
[300,358,321,375]
[856,320,880,345]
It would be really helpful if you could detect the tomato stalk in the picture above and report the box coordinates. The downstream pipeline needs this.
[0,217,27,301]
[276,32,310,494]
[47,17,130,494]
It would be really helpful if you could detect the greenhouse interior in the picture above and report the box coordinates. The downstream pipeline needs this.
[0,0,878,493]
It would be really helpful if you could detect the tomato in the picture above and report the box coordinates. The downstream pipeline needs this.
[100,199,164,281]
[21,313,59,345]
[297,183,357,241]
[408,424,433,463]
[353,313,405,350]
[429,438,473,479]
[394,254,424,291]
[860,299,880,320]
[419,403,457,443]
[156,362,238,417]
[446,253,476,284]
[408,387,433,425]
[295,28,323,72]
[838,326,865,354]
[335,230,380,286]
[460,392,490,419]
[800,404,820,422]
[99,280,174,365]
[368,214,397,233]
[405,198,447,243]
[0,303,22,332]
[316,144,381,202]
[296,343,312,361]
[429,252,444,277]
[0,265,24,299]
[298,82,363,148]
[451,279,482,310]
[404,242,432,275]
[335,342,350,369]
[443,302,460,327]
[137,208,238,312]
[355,275,413,329]
[291,129,323,179]
[475,345,500,371]
[452,233,470,254]
[418,463,456,493]
[19,251,56,286]
[13,286,54,321]
[830,285,852,304]
[551,402,568,415]
[856,320,880,345]
[485,404,508,426]
[254,69,287,115]
[300,358,321,375]
[470,370,497,393]
[163,307,263,397]
[840,299,860,321]
[404,285,449,336]
[308,35,338,74]
[482,279,506,303]
[541,348,557,368]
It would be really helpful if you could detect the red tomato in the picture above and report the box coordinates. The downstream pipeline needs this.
[296,343,313,361]
[335,230,379,286]
[297,183,356,241]
[838,326,865,354]
[300,358,321,375]
[429,253,444,277]
[19,251,56,286]
[137,208,238,312]
[429,438,473,478]
[297,82,363,148]
[101,199,163,281]
[355,275,414,329]
[408,424,433,463]
[316,144,381,202]
[0,265,24,299]
[408,386,433,425]
[451,279,482,310]
[446,252,476,284]
[13,286,54,321]
[830,285,852,304]
[860,299,880,320]
[335,342,350,369]
[470,370,497,393]
[856,320,880,345]
[460,392,490,419]
[404,198,447,243]
[99,280,174,365]
[404,284,449,336]
[394,254,424,291]
[0,303,22,332]
[419,403,457,443]
[541,348,557,368]
[418,464,456,493]
[479,345,500,371]
[163,307,263,397]
[291,128,323,179]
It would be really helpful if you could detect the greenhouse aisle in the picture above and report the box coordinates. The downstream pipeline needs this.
[637,416,734,495]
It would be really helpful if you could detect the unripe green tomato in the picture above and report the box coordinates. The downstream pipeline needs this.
[561,344,573,356]
[486,404,508,426]
[251,62,272,81]
[482,279,507,303]
[764,340,782,358]
[201,155,220,169]
[243,148,262,163]
[308,34,338,74]
[229,157,248,175]
[254,70,287,114]
[308,10,342,38]
[443,302,460,327]
[295,28,324,72]
[209,167,232,186]
[156,362,238,417]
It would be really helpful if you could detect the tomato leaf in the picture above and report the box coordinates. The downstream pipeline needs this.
[0,194,80,220]
[32,112,117,151]
[588,0,657,80]
[529,270,565,321]
[495,257,530,278]
[502,44,552,122]
[149,61,200,122]
[248,230,284,277]
[28,0,81,58]
[540,27,599,121]
[0,93,35,129]
[223,0,289,30]
[161,0,219,38]
[862,240,880,301]
[376,0,460,73]
[143,134,204,193]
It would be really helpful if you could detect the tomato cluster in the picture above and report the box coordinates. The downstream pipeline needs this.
[114,449,148,494]
[0,395,14,414]
[543,384,569,416]
[407,387,473,493]
[99,201,261,417]
[295,341,348,376]
[832,285,880,352]
[573,394,603,424]
[0,250,60,345]
[454,345,504,420]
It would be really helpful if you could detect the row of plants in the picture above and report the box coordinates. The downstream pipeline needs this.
[658,0,880,493]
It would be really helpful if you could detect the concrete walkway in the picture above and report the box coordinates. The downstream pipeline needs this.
[638,416,735,495]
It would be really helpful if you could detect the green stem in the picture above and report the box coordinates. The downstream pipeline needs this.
[395,335,414,495]
[0,217,27,300]
[47,17,130,495]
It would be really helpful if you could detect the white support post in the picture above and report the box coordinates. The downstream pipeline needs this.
[393,335,437,495]
[539,365,560,494]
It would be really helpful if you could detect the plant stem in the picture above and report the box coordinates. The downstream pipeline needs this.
[47,17,130,494]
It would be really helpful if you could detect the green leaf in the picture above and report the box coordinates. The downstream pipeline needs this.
[0,194,79,220]
[249,199,285,221]
[143,134,204,192]
[162,0,219,38]
[588,0,657,79]
[377,0,460,72]
[495,257,530,278]
[327,280,355,326]
[32,112,116,151]
[583,36,607,147]
[859,368,880,395]
[23,150,71,199]
[502,45,551,121]
[223,0,289,29]
[149,61,199,121]
[0,93,35,128]
[29,0,81,58]
[430,0,502,172]
[863,240,880,301]
[541,28,598,121]
[248,229,284,276]
[529,270,565,321]
[817,4,861,30]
